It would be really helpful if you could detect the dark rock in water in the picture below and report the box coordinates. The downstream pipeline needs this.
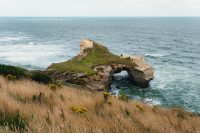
[46,39,154,90]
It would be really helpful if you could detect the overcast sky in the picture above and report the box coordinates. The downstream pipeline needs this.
[0,0,200,16]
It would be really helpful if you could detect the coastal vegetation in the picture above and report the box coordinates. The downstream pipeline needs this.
[0,64,51,84]
[0,64,28,79]
[0,76,200,133]
[30,72,51,84]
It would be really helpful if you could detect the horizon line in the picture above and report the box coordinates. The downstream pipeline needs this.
[0,16,200,18]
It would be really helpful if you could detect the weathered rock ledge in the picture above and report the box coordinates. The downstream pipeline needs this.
[46,39,154,90]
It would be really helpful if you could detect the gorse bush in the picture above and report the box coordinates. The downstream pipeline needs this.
[71,106,87,114]
[48,83,61,91]
[0,64,27,78]
[6,74,17,81]
[31,72,51,84]
[48,84,57,91]
[102,92,110,102]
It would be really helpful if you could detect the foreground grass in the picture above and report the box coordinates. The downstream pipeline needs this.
[0,76,200,133]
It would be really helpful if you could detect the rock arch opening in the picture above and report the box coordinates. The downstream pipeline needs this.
[110,67,136,90]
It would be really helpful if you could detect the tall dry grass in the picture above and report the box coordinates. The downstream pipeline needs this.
[0,76,200,133]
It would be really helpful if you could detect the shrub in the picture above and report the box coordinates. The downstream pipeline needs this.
[6,74,17,81]
[118,92,129,102]
[48,83,61,91]
[0,64,27,78]
[48,84,57,91]
[71,106,87,114]
[102,92,110,102]
[0,110,28,132]
[31,72,51,84]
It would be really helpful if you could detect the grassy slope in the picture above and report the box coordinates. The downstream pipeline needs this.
[0,76,200,133]
[48,42,134,74]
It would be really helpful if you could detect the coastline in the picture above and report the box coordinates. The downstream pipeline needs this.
[0,39,200,132]
[1,17,200,114]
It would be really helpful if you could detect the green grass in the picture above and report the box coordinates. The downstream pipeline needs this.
[48,42,134,75]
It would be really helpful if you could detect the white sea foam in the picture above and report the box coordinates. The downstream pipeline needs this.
[110,84,120,96]
[144,98,161,106]
[0,33,29,43]
[28,42,36,45]
[0,36,23,42]
[145,53,169,57]
[0,44,69,69]
[113,70,128,76]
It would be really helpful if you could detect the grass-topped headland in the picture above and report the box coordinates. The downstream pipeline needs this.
[47,40,154,89]
[48,41,135,75]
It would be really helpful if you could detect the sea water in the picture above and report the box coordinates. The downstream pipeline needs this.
[0,17,200,113]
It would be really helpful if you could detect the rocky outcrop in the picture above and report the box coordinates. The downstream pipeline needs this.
[121,54,154,87]
[80,39,94,56]
[47,39,154,90]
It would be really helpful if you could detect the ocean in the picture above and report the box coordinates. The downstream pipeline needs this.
[0,17,200,113]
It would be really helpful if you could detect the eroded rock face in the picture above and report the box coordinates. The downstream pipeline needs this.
[47,39,154,90]
[80,39,94,56]
[121,54,154,87]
